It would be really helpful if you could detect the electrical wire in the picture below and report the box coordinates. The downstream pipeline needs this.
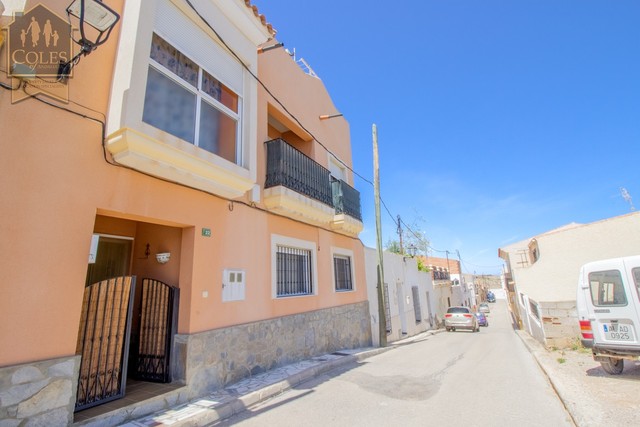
[0,76,23,91]
[1,79,364,244]
[1,5,485,259]
[182,0,374,187]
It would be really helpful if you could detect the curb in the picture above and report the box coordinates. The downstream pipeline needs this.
[129,347,391,426]
[127,329,443,426]
[514,330,578,427]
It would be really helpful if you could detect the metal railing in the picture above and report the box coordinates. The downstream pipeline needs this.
[332,178,362,221]
[265,138,333,207]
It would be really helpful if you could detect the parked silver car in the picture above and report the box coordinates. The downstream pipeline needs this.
[445,306,479,332]
[479,302,491,314]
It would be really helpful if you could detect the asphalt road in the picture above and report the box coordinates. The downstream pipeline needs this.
[212,301,574,427]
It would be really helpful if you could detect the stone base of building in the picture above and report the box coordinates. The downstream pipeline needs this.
[0,355,80,427]
[0,302,371,426]
[174,301,372,397]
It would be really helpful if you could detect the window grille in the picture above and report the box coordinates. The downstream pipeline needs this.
[276,245,313,296]
[411,286,422,322]
[334,255,353,291]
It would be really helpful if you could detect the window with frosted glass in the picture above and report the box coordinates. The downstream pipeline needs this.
[143,33,240,164]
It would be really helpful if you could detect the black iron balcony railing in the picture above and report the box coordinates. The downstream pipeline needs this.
[265,138,333,207]
[332,178,362,221]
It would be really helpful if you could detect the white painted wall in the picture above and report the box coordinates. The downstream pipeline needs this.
[364,247,436,345]
[506,212,640,303]
[501,212,640,346]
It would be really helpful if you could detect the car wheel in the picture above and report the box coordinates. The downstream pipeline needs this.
[600,357,624,375]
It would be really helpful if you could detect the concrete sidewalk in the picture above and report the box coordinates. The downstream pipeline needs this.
[515,329,640,427]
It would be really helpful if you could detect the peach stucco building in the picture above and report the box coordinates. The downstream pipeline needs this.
[0,1,370,424]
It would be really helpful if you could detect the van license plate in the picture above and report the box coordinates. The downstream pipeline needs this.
[603,323,635,341]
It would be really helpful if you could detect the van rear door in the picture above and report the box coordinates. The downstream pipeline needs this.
[586,257,640,349]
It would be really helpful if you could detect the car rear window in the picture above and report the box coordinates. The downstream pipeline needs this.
[447,307,470,314]
[589,269,627,307]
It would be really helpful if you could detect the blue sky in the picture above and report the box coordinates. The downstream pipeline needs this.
[255,1,640,275]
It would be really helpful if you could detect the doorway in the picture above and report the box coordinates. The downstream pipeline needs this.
[85,235,133,285]
[75,229,180,412]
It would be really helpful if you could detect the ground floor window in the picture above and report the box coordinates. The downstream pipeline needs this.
[276,245,313,297]
[333,255,353,291]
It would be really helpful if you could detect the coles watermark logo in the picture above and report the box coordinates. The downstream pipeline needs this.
[6,4,73,103]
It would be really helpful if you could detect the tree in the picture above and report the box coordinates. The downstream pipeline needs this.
[385,238,401,254]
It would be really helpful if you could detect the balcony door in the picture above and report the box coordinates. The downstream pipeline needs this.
[328,156,346,182]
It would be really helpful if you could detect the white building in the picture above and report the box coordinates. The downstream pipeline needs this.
[365,248,437,346]
[499,211,640,347]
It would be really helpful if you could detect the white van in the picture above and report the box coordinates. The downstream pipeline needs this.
[576,255,640,374]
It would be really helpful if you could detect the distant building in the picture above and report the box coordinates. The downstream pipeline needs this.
[365,249,436,345]
[499,211,640,347]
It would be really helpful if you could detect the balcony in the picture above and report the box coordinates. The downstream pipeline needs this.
[331,178,363,236]
[264,139,363,236]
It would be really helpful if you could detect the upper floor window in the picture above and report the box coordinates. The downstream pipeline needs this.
[143,33,241,164]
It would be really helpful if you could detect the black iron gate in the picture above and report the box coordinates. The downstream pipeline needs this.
[75,276,136,411]
[135,278,179,383]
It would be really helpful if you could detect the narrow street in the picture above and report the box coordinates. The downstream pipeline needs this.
[213,301,573,426]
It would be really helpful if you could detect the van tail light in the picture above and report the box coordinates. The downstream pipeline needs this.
[445,314,452,318]
[579,320,594,340]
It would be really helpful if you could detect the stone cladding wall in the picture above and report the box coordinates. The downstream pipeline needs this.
[0,355,79,427]
[173,301,372,397]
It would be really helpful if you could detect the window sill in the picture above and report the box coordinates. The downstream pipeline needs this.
[106,127,254,199]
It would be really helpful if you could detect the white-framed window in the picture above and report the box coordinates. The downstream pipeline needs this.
[331,247,355,292]
[222,269,245,302]
[271,235,317,298]
[106,0,270,199]
[529,298,540,320]
[143,33,241,164]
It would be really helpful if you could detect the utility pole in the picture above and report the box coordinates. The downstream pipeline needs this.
[397,215,404,254]
[445,250,451,272]
[373,124,387,347]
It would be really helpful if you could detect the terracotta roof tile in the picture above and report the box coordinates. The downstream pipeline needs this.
[245,0,276,36]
